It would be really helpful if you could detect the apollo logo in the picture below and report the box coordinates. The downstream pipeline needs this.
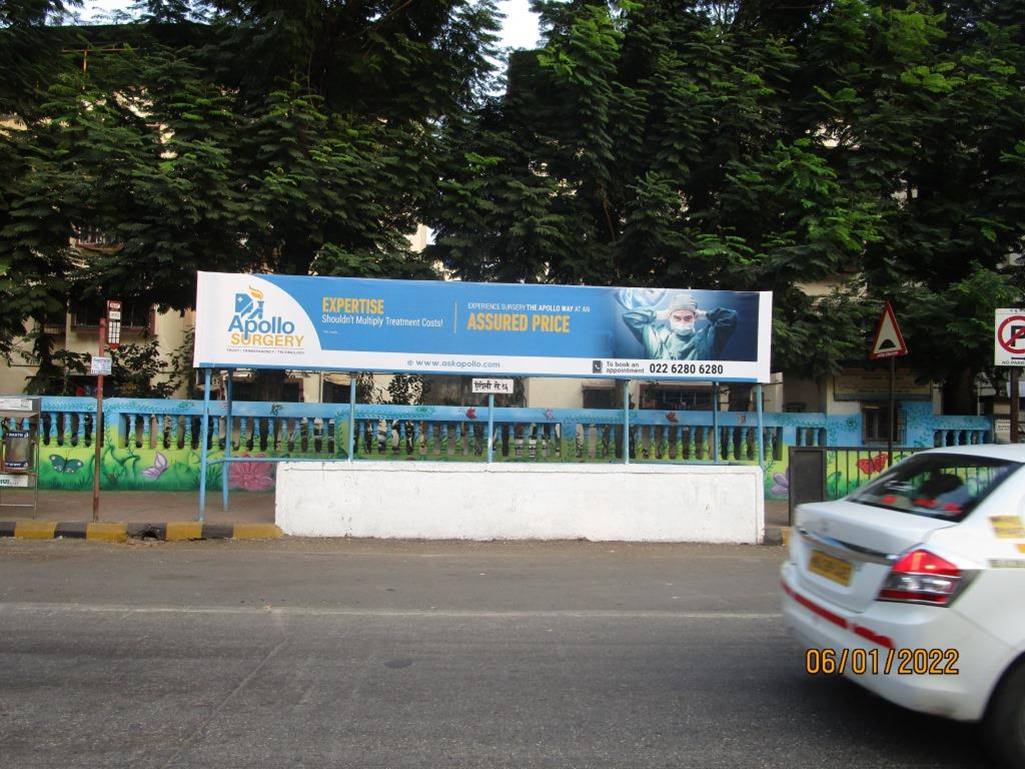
[234,289,264,321]
[227,286,304,348]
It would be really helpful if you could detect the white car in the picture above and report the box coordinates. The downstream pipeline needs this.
[781,444,1025,767]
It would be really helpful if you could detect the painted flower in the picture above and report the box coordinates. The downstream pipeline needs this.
[770,472,789,498]
[230,455,274,491]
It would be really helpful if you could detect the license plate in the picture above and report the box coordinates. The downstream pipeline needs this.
[808,550,853,586]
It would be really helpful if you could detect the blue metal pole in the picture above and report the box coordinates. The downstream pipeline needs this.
[756,383,765,466]
[222,370,233,512]
[487,392,495,463]
[347,374,356,462]
[198,367,211,521]
[623,379,630,465]
[711,382,719,463]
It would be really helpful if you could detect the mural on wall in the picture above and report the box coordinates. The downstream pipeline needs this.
[38,441,284,492]
[40,445,287,492]
[28,439,976,500]
[824,449,919,500]
[9,395,993,498]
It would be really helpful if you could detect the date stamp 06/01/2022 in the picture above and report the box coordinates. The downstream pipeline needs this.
[805,648,960,676]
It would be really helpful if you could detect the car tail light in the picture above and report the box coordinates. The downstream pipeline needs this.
[878,549,963,606]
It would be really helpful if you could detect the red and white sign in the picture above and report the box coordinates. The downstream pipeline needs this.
[106,299,122,349]
[869,301,908,360]
[995,308,1025,367]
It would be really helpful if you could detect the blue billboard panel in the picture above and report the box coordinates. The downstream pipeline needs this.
[195,273,772,381]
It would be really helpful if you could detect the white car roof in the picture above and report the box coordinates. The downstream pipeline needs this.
[919,443,1025,462]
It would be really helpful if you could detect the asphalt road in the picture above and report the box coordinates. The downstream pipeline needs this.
[0,538,995,768]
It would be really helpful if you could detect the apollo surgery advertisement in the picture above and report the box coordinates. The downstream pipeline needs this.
[193,272,772,382]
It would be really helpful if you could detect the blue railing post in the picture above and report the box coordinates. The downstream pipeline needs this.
[222,369,233,512]
[347,374,356,461]
[756,383,765,466]
[198,367,211,521]
[623,379,630,465]
[711,382,719,463]
[486,392,495,463]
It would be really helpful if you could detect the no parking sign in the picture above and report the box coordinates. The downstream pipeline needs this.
[995,309,1025,367]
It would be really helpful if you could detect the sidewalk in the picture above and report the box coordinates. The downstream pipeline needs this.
[0,490,788,542]
[0,491,786,526]
[0,490,273,523]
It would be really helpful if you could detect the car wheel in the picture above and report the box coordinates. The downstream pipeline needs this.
[984,661,1025,768]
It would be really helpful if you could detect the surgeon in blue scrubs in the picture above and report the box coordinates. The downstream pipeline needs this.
[621,293,737,361]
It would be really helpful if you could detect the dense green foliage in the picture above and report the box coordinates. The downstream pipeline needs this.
[2,0,1024,408]
[0,0,499,386]
[429,0,1025,408]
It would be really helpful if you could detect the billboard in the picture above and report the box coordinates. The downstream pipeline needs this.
[194,272,772,382]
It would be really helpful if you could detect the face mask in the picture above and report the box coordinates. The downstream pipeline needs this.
[669,312,695,335]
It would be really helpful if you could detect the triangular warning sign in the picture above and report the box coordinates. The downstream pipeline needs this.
[869,301,908,360]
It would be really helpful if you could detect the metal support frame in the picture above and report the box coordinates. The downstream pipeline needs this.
[347,374,356,461]
[623,379,631,465]
[189,363,767,520]
[1013,367,1022,445]
[222,370,233,512]
[711,382,720,463]
[486,393,495,463]
[756,382,765,466]
[198,367,212,521]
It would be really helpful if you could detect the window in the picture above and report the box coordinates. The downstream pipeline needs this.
[862,403,904,444]
[72,301,151,330]
[42,308,67,336]
[322,381,351,404]
[640,385,712,410]
[225,378,304,402]
[582,387,614,409]
[851,453,1020,522]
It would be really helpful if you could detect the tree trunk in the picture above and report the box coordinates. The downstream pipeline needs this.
[941,368,976,415]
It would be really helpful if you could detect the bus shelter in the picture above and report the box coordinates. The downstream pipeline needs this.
[192,272,773,522]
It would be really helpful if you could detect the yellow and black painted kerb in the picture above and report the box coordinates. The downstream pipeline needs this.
[0,521,282,542]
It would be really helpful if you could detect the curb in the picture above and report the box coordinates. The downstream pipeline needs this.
[0,521,282,542]
[762,526,792,547]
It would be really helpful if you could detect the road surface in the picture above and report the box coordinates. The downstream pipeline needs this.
[0,538,993,768]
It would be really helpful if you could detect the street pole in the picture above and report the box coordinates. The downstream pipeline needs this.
[887,356,896,466]
[198,368,211,522]
[222,369,233,512]
[711,382,719,463]
[487,392,495,463]
[756,383,765,466]
[347,374,356,461]
[622,379,630,465]
[1012,368,1021,444]
[91,317,107,522]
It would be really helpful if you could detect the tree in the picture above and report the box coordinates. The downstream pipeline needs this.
[0,1,82,117]
[0,1,500,396]
[428,0,1025,406]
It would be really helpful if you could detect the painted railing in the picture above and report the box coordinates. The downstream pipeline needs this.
[825,446,923,500]
[6,396,992,498]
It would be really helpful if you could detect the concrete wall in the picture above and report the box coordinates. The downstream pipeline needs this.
[275,461,765,543]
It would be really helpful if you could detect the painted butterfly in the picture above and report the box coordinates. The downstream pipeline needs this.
[50,455,84,474]
[856,453,889,476]
[141,452,169,481]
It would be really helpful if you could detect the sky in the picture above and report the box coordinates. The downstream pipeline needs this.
[77,0,541,49]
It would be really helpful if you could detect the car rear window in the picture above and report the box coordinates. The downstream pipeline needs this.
[849,453,1021,521]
